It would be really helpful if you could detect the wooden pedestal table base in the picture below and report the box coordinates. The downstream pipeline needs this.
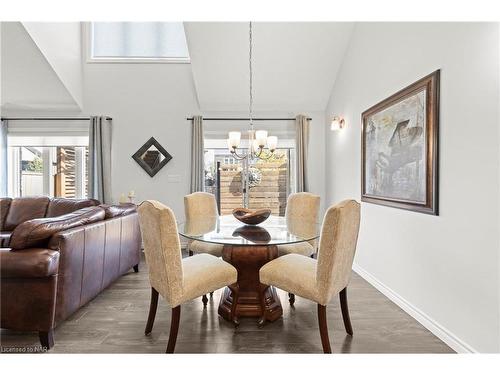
[218,244,283,323]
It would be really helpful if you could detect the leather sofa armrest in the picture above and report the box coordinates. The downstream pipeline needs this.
[0,248,60,278]
[0,247,59,338]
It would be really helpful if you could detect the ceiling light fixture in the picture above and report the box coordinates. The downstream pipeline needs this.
[226,22,278,161]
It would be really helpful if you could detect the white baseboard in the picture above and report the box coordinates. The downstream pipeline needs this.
[352,263,477,353]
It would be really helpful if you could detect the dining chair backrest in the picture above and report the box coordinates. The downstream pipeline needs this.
[316,200,360,305]
[138,200,184,307]
[285,192,320,222]
[184,192,219,220]
[286,192,321,247]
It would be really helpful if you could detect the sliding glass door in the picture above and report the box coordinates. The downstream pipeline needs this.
[203,119,296,216]
[203,148,294,216]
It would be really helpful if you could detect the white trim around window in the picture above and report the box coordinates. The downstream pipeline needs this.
[83,22,191,64]
[75,147,86,199]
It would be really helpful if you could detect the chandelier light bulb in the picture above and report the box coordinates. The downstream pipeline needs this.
[251,139,259,153]
[267,136,278,151]
[228,131,241,148]
[255,130,268,147]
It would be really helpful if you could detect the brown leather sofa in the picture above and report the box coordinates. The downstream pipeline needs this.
[0,197,141,349]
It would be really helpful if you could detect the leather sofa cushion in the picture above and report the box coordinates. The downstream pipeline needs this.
[0,248,60,278]
[3,196,50,231]
[100,203,137,219]
[46,198,100,218]
[0,231,12,247]
[0,198,12,231]
[9,206,106,250]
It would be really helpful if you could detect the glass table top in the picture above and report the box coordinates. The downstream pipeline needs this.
[178,215,320,246]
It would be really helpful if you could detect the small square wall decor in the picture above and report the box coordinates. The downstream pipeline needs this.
[132,137,172,177]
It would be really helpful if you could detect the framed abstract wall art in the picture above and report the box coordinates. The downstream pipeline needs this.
[361,70,440,215]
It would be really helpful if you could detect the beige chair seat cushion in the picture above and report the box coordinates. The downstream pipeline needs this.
[189,240,224,256]
[260,253,325,305]
[277,242,315,257]
[179,253,237,306]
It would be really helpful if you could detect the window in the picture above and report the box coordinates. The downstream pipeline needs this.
[8,146,88,198]
[7,121,89,198]
[89,22,190,62]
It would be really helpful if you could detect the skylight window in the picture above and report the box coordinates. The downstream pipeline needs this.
[89,22,190,62]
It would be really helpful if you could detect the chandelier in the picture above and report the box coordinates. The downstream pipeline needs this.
[226,22,278,160]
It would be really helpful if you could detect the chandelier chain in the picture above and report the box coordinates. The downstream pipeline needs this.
[228,21,276,163]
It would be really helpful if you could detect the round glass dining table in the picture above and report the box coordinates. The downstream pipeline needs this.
[178,215,320,323]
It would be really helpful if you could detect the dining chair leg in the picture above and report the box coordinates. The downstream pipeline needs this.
[228,284,240,327]
[145,287,159,335]
[202,294,208,307]
[288,293,295,306]
[317,304,332,353]
[257,284,269,327]
[339,287,353,336]
[166,306,181,353]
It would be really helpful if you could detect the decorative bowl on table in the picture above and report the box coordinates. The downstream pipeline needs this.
[232,207,271,225]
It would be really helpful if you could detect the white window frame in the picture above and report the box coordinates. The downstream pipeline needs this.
[74,147,86,198]
[84,22,191,64]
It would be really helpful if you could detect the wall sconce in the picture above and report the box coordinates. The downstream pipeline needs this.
[330,116,346,131]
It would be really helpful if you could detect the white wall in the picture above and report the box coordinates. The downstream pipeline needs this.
[325,22,500,352]
[83,62,199,220]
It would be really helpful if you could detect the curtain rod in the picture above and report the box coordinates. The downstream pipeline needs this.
[186,117,311,121]
[1,117,113,121]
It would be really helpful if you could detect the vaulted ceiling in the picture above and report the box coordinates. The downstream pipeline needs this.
[1,22,354,114]
[184,22,354,112]
[1,22,82,112]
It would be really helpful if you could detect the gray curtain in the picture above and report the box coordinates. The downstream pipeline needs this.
[89,116,112,203]
[190,115,204,193]
[0,120,8,196]
[296,114,310,192]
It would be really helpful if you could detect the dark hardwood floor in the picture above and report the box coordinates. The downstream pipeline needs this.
[0,253,453,354]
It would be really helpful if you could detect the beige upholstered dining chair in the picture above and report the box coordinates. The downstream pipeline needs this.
[260,199,360,353]
[278,192,320,257]
[138,200,238,353]
[184,192,223,257]
[278,192,320,306]
[184,192,224,305]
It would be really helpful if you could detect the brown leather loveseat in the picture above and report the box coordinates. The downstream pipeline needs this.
[0,196,141,350]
